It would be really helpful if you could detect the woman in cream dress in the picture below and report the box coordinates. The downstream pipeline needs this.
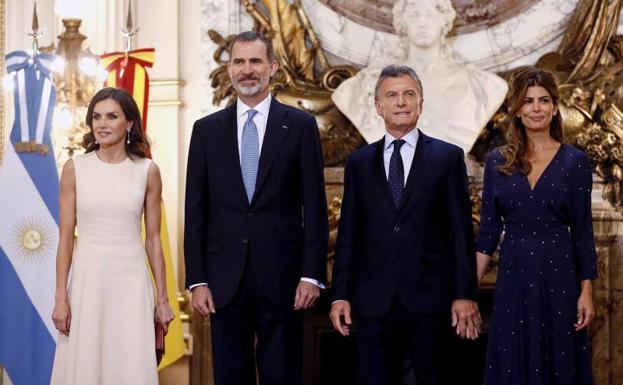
[50,87,174,385]
[332,0,508,153]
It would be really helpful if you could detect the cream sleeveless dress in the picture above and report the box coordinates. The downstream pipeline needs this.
[50,152,158,385]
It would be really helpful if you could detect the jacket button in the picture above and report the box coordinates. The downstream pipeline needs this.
[242,238,248,245]
[247,212,254,218]
[393,226,400,232]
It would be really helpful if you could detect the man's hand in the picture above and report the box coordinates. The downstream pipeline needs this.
[191,285,216,316]
[329,301,352,337]
[294,281,320,310]
[451,299,481,340]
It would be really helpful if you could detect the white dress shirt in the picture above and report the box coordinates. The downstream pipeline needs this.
[190,95,324,291]
[383,129,419,185]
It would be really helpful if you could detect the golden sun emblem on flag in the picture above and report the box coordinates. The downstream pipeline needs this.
[11,217,54,263]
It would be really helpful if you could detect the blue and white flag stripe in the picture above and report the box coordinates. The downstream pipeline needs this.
[0,247,55,385]
[0,50,59,385]
[0,144,59,338]
[0,143,58,385]
[6,51,59,222]
[17,69,29,142]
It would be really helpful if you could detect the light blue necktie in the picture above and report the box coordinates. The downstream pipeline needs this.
[241,109,259,203]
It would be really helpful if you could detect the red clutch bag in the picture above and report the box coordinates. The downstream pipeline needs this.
[155,322,165,365]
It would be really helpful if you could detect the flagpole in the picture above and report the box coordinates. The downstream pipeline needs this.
[120,3,139,60]
[27,3,45,56]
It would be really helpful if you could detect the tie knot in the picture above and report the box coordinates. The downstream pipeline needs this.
[247,109,258,121]
[392,139,406,151]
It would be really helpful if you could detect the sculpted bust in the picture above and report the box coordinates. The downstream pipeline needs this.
[332,0,508,153]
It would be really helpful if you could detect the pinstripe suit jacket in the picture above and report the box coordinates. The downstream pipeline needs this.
[184,98,328,308]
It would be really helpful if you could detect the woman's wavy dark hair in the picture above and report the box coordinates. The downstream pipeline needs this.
[498,67,563,175]
[82,87,150,158]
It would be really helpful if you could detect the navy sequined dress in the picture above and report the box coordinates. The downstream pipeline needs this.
[476,144,597,385]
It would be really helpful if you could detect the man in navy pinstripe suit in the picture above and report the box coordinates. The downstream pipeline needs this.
[184,31,328,385]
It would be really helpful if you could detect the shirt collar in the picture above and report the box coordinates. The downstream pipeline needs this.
[384,128,419,151]
[237,94,272,119]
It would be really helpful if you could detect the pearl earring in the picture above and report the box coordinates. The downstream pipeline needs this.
[126,129,131,145]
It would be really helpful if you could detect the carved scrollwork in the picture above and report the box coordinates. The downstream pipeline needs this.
[321,66,359,92]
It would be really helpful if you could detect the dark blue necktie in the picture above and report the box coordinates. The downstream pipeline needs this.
[388,139,406,208]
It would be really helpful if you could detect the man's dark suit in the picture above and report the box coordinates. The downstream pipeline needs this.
[184,98,328,384]
[332,131,476,385]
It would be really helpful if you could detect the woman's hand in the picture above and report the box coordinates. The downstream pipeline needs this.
[155,300,175,335]
[575,280,595,331]
[52,298,72,336]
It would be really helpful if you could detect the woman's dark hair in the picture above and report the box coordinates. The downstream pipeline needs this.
[498,67,564,175]
[82,87,150,158]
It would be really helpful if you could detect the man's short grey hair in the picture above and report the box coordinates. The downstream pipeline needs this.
[374,65,424,101]
[228,31,275,62]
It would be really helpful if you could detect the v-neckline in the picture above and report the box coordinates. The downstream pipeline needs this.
[524,144,563,192]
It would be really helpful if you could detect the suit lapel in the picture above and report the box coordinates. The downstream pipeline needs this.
[219,104,249,208]
[398,131,431,212]
[373,138,397,211]
[253,98,289,201]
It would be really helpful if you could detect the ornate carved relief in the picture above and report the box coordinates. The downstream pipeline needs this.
[317,0,539,35]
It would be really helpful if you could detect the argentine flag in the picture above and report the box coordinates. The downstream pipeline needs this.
[0,51,59,385]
